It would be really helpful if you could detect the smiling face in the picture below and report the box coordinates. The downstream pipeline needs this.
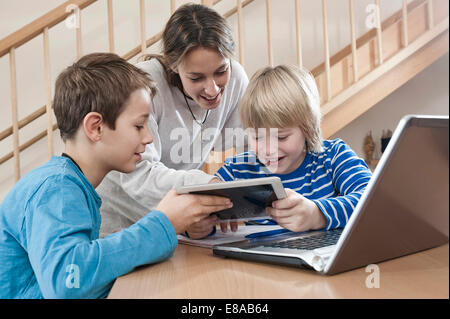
[250,126,307,175]
[101,88,153,173]
[175,46,231,110]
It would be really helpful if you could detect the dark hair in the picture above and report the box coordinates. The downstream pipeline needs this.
[53,52,156,142]
[142,3,235,90]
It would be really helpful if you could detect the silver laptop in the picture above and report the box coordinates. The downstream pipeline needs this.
[213,115,449,275]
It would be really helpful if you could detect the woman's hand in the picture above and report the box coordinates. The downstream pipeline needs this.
[266,189,327,232]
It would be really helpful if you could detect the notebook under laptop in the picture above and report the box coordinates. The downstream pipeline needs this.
[213,115,449,275]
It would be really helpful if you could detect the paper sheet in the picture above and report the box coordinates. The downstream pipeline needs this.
[177,225,284,248]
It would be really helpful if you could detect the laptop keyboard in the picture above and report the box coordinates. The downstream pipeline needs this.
[263,228,343,250]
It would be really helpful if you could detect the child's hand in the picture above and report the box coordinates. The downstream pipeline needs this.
[219,220,238,233]
[186,215,219,239]
[266,189,327,232]
[156,189,233,234]
[208,177,239,234]
[186,217,239,239]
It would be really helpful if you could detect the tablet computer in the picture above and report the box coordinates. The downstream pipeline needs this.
[176,177,286,221]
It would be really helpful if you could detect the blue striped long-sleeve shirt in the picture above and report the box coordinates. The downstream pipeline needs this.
[215,139,372,230]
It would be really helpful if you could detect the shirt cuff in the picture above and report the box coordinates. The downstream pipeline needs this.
[183,170,216,186]
[184,225,217,238]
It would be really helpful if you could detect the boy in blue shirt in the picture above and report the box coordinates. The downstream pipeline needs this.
[189,65,372,237]
[0,53,232,298]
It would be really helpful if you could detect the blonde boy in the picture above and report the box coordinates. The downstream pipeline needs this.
[215,65,372,232]
[0,53,231,298]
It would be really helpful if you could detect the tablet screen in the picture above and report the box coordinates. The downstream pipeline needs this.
[190,184,278,221]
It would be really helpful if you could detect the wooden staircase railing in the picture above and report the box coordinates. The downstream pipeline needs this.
[0,0,448,181]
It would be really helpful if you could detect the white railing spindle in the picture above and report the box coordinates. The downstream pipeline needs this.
[140,0,147,55]
[76,11,82,58]
[266,0,273,66]
[107,0,115,53]
[43,27,54,158]
[427,0,434,29]
[295,0,303,68]
[402,0,409,47]
[322,0,331,101]
[349,0,358,82]
[9,48,21,181]
[375,0,383,65]
[237,0,245,66]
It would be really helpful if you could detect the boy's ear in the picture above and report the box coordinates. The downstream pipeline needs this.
[83,112,104,142]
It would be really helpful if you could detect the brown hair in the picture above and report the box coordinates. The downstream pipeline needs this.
[239,65,324,153]
[53,52,156,142]
[141,3,235,90]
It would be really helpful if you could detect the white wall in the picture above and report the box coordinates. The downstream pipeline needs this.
[0,0,448,201]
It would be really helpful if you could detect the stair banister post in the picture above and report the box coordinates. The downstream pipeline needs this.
[140,0,147,55]
[402,0,409,47]
[322,0,331,102]
[9,48,21,181]
[107,0,115,53]
[427,0,434,29]
[295,0,303,68]
[43,27,54,159]
[349,0,358,82]
[375,0,383,65]
[237,0,245,67]
[266,0,273,66]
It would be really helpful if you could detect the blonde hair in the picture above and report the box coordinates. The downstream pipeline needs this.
[239,64,323,153]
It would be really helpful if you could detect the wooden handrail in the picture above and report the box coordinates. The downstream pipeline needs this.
[0,0,432,147]
[0,105,47,142]
[1,0,447,176]
[311,0,429,77]
[0,0,256,159]
[321,17,449,116]
[202,0,214,6]
[121,0,255,62]
[0,0,96,58]
[0,124,58,165]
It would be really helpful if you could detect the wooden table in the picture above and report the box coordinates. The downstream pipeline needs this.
[108,243,448,299]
